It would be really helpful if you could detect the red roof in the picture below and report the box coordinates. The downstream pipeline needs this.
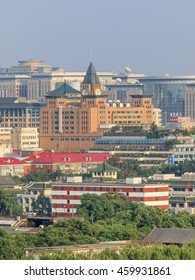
[0,157,28,165]
[25,151,112,164]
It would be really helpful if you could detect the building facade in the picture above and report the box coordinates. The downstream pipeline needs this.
[0,97,44,128]
[0,158,30,177]
[149,173,195,214]
[10,127,39,150]
[25,151,112,174]
[185,84,195,120]
[39,63,155,152]
[51,181,169,217]
[173,143,195,163]
[0,127,12,145]
[112,74,195,124]
[0,59,114,100]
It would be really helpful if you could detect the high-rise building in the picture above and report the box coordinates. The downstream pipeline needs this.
[185,84,195,120]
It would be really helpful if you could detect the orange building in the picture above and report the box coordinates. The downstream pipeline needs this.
[39,63,154,152]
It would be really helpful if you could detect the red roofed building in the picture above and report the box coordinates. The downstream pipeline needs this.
[25,151,112,174]
[0,158,30,177]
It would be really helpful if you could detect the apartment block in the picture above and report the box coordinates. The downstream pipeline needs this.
[10,127,39,150]
[51,181,169,217]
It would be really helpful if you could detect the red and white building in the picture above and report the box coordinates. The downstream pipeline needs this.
[0,157,30,177]
[25,151,112,174]
[51,181,169,217]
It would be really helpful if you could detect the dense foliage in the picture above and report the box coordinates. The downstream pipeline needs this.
[0,193,195,260]
[31,195,51,216]
[107,156,195,178]
[19,168,63,183]
[0,189,22,216]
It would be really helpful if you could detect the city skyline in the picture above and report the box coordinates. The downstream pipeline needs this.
[0,0,195,75]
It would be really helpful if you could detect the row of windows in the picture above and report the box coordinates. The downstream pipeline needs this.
[108,111,143,114]
[175,148,195,152]
[95,139,166,145]
[113,116,141,119]
[50,137,95,141]
[174,154,195,158]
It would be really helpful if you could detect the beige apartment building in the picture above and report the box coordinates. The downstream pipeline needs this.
[10,127,39,150]
[153,108,162,127]
[0,127,12,144]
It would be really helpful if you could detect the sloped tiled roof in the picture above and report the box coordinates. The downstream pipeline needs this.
[46,82,80,98]
[0,176,16,186]
[83,62,101,85]
[25,151,112,164]
[0,157,27,165]
[90,162,120,173]
[142,227,195,245]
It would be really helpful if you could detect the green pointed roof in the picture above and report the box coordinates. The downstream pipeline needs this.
[46,82,80,98]
[90,162,120,173]
[83,62,101,85]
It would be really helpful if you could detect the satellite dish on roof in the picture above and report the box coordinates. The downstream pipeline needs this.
[125,66,132,74]
[127,78,140,84]
[116,78,122,83]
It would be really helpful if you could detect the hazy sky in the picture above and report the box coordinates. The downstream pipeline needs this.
[0,0,195,75]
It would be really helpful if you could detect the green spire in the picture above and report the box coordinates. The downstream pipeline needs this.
[83,62,101,85]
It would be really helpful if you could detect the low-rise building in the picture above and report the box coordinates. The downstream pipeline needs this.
[17,181,53,213]
[94,136,166,150]
[90,162,120,180]
[51,180,169,218]
[0,158,30,177]
[148,173,195,214]
[173,143,195,163]
[25,151,112,174]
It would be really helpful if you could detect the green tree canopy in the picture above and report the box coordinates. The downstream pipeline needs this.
[0,189,22,216]
[31,195,51,216]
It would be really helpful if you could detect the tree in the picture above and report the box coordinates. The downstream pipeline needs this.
[31,195,51,216]
[147,122,163,139]
[0,189,22,216]
[20,168,64,183]
[76,193,115,221]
